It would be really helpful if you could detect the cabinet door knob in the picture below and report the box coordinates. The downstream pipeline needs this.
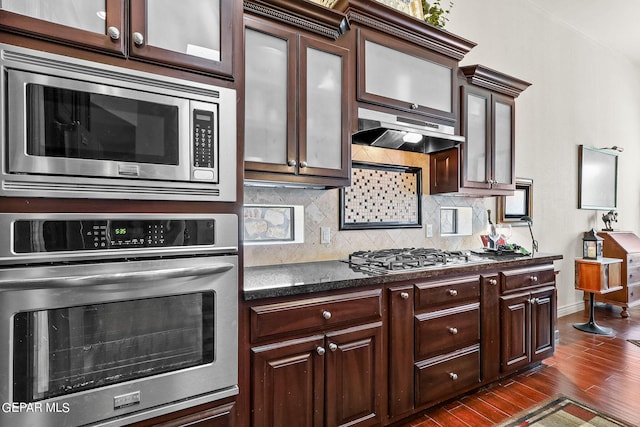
[448,327,458,335]
[107,26,120,40]
[132,32,145,46]
[410,103,419,110]
[328,343,338,352]
[448,289,458,296]
[400,292,409,299]
[299,161,308,168]
[287,159,297,167]
[489,279,497,286]
[449,373,458,380]
[316,346,326,356]
[322,310,332,320]
[529,298,538,305]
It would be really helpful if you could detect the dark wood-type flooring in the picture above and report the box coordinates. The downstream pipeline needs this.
[400,303,640,427]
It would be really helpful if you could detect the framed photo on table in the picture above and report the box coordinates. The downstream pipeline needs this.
[497,178,533,226]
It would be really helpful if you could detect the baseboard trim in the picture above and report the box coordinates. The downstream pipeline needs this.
[558,301,585,318]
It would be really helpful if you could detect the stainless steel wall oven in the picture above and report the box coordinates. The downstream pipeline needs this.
[0,213,238,427]
[0,43,236,201]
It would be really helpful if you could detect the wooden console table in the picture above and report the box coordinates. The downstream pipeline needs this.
[574,257,623,335]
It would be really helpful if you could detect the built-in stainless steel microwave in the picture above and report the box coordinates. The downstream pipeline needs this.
[0,43,236,201]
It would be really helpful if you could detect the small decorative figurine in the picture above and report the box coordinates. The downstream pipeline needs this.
[601,210,618,231]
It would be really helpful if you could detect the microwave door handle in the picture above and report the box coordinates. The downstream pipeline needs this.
[7,263,235,288]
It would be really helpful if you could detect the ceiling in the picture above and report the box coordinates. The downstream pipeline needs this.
[527,0,640,69]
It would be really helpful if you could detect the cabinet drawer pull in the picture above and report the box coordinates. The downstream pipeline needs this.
[449,373,458,380]
[322,310,332,320]
[530,275,538,282]
[107,26,120,40]
[489,279,497,286]
[448,327,458,335]
[400,292,409,299]
[328,343,338,352]
[410,103,419,110]
[316,346,325,356]
[448,289,458,296]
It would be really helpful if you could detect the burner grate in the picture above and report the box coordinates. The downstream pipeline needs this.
[348,248,471,271]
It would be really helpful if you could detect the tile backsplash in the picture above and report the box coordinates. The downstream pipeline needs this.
[243,186,488,267]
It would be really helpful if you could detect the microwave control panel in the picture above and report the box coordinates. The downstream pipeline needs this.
[13,219,216,253]
[193,109,215,171]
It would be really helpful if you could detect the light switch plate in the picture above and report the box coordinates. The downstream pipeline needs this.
[321,227,331,244]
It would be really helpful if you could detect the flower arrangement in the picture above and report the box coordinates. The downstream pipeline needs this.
[422,0,453,28]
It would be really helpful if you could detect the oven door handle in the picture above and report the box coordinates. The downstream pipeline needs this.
[16,263,236,288]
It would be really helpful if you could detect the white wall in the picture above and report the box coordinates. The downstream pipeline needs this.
[446,0,640,315]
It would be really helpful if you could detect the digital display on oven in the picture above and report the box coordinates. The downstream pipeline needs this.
[13,219,215,253]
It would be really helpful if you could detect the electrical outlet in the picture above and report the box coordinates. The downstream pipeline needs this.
[321,227,331,244]
[426,224,433,238]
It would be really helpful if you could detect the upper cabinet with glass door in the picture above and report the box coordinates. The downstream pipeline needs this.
[430,65,531,196]
[459,65,531,195]
[1,0,126,54]
[335,0,476,126]
[243,1,351,188]
[0,0,234,77]
[129,0,233,77]
[244,16,350,187]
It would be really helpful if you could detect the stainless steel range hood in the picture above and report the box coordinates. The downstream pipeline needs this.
[352,108,464,154]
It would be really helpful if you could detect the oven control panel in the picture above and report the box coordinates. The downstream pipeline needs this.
[13,218,215,253]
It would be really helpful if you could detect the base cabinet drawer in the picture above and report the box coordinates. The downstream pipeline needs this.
[250,289,382,341]
[415,276,480,310]
[415,303,479,360]
[501,266,555,292]
[414,345,480,406]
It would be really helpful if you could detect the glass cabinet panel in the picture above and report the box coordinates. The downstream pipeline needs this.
[304,47,343,170]
[493,101,513,185]
[2,0,107,34]
[466,93,488,183]
[364,40,452,114]
[244,29,289,165]
[146,0,221,62]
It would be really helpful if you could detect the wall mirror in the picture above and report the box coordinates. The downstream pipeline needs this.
[578,145,619,210]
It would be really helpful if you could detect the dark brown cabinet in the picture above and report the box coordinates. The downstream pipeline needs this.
[244,259,560,427]
[1,0,234,77]
[500,266,556,374]
[387,286,415,420]
[243,10,351,188]
[413,275,481,407]
[249,290,383,427]
[460,87,515,193]
[356,28,458,124]
[430,65,531,196]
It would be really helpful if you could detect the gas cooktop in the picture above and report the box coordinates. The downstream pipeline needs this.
[346,248,487,275]
[345,247,529,275]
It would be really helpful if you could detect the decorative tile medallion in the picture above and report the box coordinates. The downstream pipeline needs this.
[340,163,422,229]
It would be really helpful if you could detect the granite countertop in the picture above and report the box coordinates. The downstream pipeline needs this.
[243,253,563,301]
